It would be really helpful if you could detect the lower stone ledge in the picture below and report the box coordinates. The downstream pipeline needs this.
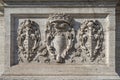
[0,75,120,80]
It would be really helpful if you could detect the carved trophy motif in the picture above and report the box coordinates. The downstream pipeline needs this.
[74,20,105,63]
[35,14,75,63]
[17,15,105,64]
[45,14,75,63]
[17,20,41,63]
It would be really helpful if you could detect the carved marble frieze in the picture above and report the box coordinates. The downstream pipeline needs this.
[17,14,105,64]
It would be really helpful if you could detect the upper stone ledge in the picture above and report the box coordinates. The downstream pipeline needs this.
[2,0,119,2]
[2,0,119,8]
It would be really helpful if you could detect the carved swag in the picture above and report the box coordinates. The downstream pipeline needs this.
[17,14,105,64]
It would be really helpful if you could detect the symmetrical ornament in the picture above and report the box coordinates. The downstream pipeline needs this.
[35,14,75,63]
[17,14,105,64]
[17,20,41,63]
[74,20,105,63]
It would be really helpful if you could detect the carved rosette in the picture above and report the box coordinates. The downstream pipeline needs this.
[17,20,41,63]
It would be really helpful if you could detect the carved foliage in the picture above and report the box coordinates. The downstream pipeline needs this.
[17,14,105,64]
[75,20,104,63]
[17,20,41,63]
[36,14,75,63]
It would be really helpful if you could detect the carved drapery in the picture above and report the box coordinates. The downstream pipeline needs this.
[17,14,105,64]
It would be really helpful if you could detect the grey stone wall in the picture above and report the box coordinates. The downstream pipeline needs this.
[0,15,4,75]
[116,4,120,74]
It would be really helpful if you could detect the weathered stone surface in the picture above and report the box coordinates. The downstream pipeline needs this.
[16,14,104,64]
[0,0,120,80]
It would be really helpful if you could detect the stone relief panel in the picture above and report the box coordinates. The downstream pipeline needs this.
[17,14,105,64]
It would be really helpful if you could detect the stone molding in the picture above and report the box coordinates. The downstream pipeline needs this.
[2,0,119,8]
